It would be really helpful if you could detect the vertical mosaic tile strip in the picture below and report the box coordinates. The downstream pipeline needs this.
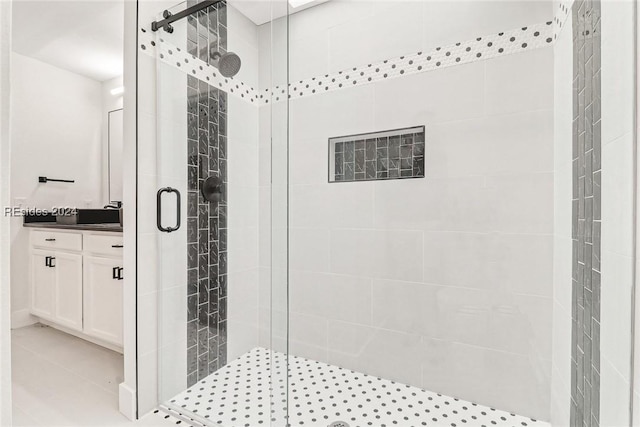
[330,126,425,182]
[570,0,601,426]
[186,0,228,388]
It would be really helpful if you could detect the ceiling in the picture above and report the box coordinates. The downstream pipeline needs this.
[230,0,329,26]
[10,0,323,81]
[12,0,124,82]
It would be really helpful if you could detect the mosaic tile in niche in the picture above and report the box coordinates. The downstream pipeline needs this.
[330,126,425,183]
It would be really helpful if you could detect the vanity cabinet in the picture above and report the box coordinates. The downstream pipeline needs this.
[30,250,56,320]
[30,245,83,332]
[83,256,123,345]
[29,228,123,349]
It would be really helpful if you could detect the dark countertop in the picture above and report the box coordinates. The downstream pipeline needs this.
[24,223,123,233]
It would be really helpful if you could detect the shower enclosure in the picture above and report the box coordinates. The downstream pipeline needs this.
[136,0,638,425]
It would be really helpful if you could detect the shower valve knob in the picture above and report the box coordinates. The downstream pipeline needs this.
[202,176,223,203]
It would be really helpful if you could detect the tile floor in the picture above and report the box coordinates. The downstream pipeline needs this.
[10,324,175,427]
[11,326,551,427]
[165,347,551,427]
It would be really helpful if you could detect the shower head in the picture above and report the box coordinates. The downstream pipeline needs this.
[210,50,242,78]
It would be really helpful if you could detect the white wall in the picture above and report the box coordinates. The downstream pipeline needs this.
[10,53,104,210]
[258,0,555,420]
[634,1,640,424]
[9,52,103,328]
[599,1,636,426]
[0,0,13,423]
[550,7,573,426]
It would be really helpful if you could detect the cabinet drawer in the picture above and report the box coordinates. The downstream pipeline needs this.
[31,230,82,251]
[84,234,124,257]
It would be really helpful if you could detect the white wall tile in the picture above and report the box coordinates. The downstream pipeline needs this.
[426,110,553,178]
[290,270,372,325]
[484,48,554,116]
[372,61,485,129]
[600,250,633,380]
[290,182,375,229]
[491,233,554,297]
[227,319,259,362]
[601,133,635,257]
[227,183,259,229]
[289,228,331,272]
[420,1,552,48]
[550,12,573,426]
[228,96,260,146]
[372,279,551,356]
[227,226,259,273]
[601,358,631,427]
[228,268,259,323]
[290,84,375,143]
[276,4,555,420]
[288,1,374,43]
[327,321,424,386]
[423,231,494,289]
[289,312,328,363]
[485,172,554,234]
[329,229,423,282]
[600,0,635,146]
[373,177,491,232]
[290,138,330,185]
[551,300,572,426]
[422,339,551,420]
[327,2,425,73]
[228,5,260,89]
[290,33,330,83]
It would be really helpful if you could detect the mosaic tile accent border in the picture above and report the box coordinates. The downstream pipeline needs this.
[138,27,260,103]
[139,19,554,106]
[185,0,228,388]
[262,21,554,103]
[329,126,425,182]
[570,0,601,425]
[554,0,575,39]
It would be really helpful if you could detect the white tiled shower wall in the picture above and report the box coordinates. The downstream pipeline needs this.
[551,5,573,426]
[224,7,261,362]
[136,1,640,423]
[599,1,635,424]
[552,1,637,426]
[256,0,555,421]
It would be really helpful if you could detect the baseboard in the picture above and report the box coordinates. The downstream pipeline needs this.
[38,319,123,354]
[11,309,36,329]
[119,382,137,420]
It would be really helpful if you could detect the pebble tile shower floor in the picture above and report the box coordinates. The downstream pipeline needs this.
[162,348,549,427]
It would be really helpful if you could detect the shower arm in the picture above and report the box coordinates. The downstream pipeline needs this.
[151,0,221,33]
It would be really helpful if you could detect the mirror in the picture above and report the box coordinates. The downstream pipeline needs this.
[108,108,123,203]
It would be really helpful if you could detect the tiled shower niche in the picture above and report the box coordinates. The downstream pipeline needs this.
[329,126,425,183]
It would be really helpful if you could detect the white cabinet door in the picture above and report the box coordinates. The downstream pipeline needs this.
[83,256,123,346]
[30,250,55,320]
[53,252,83,331]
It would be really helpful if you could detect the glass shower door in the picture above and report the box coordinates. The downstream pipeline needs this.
[149,1,290,425]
